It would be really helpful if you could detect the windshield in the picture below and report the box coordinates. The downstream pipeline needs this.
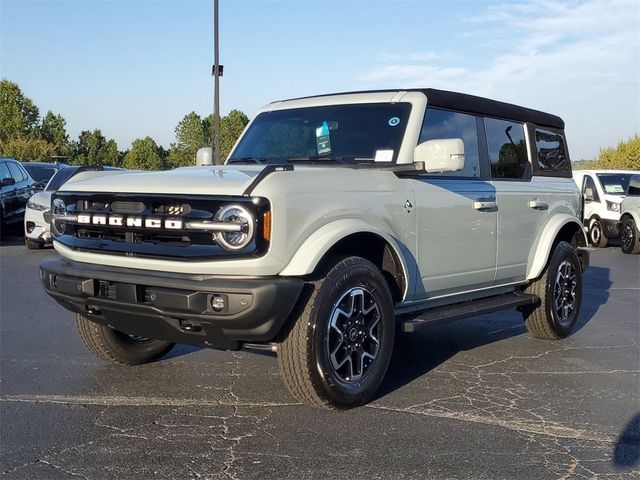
[45,167,78,191]
[228,103,412,164]
[24,165,57,183]
[596,173,633,195]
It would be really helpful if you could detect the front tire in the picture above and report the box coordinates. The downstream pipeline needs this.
[75,314,175,365]
[588,218,608,248]
[278,257,395,409]
[523,242,583,339]
[620,217,640,254]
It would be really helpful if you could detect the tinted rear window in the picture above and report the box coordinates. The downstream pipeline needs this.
[24,165,57,183]
[535,129,570,174]
[45,168,78,191]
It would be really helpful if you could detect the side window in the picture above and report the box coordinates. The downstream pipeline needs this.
[419,108,480,177]
[535,129,569,173]
[0,162,10,181]
[484,118,529,180]
[583,175,600,202]
[7,162,25,182]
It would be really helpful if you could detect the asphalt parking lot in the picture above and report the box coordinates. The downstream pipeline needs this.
[1,235,638,479]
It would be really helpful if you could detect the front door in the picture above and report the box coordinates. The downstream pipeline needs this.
[410,178,498,299]
[410,107,497,300]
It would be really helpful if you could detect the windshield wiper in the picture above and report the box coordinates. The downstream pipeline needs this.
[287,156,344,163]
[227,156,267,164]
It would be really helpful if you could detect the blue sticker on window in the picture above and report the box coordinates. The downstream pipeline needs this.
[388,117,400,127]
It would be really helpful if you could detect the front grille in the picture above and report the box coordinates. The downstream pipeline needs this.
[52,192,270,260]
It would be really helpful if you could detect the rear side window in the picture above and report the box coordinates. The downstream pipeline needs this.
[419,108,480,177]
[7,162,26,182]
[484,118,529,180]
[0,162,10,180]
[535,129,570,174]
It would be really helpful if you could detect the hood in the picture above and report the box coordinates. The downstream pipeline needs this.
[59,165,266,196]
[29,190,53,207]
[603,193,624,203]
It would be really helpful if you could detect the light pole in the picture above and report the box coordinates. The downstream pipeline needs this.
[212,0,222,164]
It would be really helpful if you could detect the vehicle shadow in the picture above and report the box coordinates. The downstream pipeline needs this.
[0,232,25,247]
[164,343,203,360]
[613,412,640,469]
[375,264,611,401]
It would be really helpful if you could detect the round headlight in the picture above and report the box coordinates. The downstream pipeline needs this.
[214,204,254,251]
[51,198,67,236]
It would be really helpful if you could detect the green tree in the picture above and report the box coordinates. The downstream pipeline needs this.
[40,111,70,156]
[0,137,57,162]
[0,80,40,142]
[72,129,119,166]
[598,135,640,170]
[123,137,164,170]
[205,109,250,161]
[167,111,206,168]
[573,135,640,170]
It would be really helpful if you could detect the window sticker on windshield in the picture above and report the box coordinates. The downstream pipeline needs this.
[604,184,624,193]
[375,150,394,162]
[388,117,400,127]
[316,121,332,155]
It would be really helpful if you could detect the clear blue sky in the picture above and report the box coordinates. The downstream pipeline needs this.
[1,0,638,160]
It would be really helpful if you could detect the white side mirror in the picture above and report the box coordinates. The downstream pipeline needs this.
[196,147,213,166]
[414,138,465,173]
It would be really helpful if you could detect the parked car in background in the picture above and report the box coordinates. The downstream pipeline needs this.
[0,157,37,236]
[22,161,68,187]
[24,166,125,249]
[572,170,639,247]
[619,174,640,254]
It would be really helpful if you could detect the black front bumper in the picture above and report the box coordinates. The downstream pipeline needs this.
[40,257,304,350]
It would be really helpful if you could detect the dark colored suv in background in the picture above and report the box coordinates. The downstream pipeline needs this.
[22,161,68,187]
[0,157,37,236]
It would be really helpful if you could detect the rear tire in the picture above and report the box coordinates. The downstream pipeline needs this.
[75,313,175,365]
[278,257,395,409]
[620,217,640,254]
[25,238,43,249]
[523,242,583,339]
[588,218,608,248]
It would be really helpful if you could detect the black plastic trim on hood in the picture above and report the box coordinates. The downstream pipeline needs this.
[242,164,294,197]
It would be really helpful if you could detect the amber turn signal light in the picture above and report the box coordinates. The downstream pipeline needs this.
[263,210,271,241]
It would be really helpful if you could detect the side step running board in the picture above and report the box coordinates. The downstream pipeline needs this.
[402,292,540,333]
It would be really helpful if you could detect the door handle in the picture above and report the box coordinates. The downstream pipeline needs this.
[528,200,548,210]
[473,200,497,211]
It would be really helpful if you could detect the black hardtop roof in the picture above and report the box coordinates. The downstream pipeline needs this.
[280,88,564,130]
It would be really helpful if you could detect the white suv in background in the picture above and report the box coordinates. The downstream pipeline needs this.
[619,175,640,254]
[24,166,125,249]
[572,170,639,247]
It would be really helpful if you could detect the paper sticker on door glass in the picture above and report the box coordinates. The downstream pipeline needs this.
[388,117,400,127]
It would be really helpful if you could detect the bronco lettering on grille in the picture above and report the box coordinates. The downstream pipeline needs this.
[77,214,182,229]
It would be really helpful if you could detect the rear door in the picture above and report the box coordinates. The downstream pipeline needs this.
[6,162,30,217]
[409,108,497,299]
[1,162,20,221]
[485,118,549,283]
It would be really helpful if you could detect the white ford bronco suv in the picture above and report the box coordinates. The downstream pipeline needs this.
[40,89,589,409]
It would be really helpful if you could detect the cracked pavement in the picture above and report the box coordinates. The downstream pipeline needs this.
[1,239,638,479]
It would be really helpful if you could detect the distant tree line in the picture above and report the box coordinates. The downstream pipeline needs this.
[0,79,249,170]
[572,135,640,170]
